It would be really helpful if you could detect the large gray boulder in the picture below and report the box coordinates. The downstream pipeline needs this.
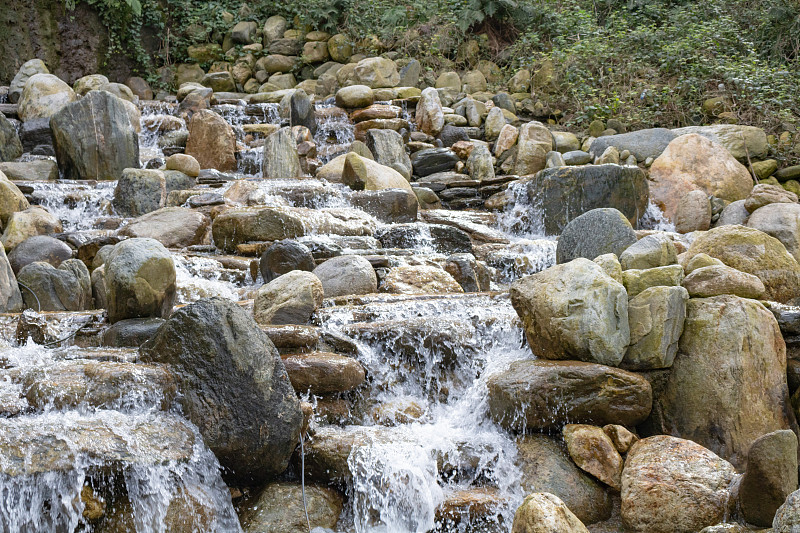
[366,129,412,180]
[556,208,637,264]
[313,255,376,298]
[50,90,139,180]
[17,259,92,312]
[140,297,303,484]
[524,164,649,235]
[739,430,798,527]
[253,270,323,325]
[262,127,301,179]
[104,238,176,323]
[643,295,796,469]
[0,114,22,162]
[0,246,23,312]
[487,360,652,430]
[621,436,736,533]
[622,285,687,370]
[289,89,316,135]
[510,258,629,366]
[516,435,612,525]
[113,169,166,218]
[588,128,678,162]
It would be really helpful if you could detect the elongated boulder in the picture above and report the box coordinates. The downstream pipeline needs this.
[185,109,236,172]
[342,152,413,193]
[681,264,765,299]
[510,258,629,366]
[0,113,22,162]
[263,127,301,179]
[514,121,553,176]
[644,295,796,469]
[683,225,800,303]
[118,207,209,249]
[282,352,365,395]
[621,436,736,533]
[141,297,303,484]
[524,164,649,235]
[212,206,376,252]
[588,128,678,162]
[18,73,77,122]
[648,134,753,221]
[50,90,139,180]
[739,430,798,527]
[104,238,176,323]
[672,124,768,162]
[17,259,91,311]
[416,87,444,137]
[0,246,23,313]
[487,360,652,430]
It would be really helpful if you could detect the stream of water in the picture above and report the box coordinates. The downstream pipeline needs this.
[0,98,672,532]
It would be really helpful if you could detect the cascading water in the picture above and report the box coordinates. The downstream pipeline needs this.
[28,181,116,231]
[0,341,242,532]
[315,295,531,532]
[314,102,355,164]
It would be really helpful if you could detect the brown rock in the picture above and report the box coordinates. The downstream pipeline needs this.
[282,352,365,395]
[185,109,236,171]
[603,424,638,453]
[621,435,736,533]
[648,134,753,221]
[563,424,624,490]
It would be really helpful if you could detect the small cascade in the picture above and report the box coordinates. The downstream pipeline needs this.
[173,254,252,304]
[315,295,530,532]
[0,341,242,533]
[314,102,355,164]
[638,200,676,231]
[28,181,116,231]
[138,102,183,166]
[245,103,281,124]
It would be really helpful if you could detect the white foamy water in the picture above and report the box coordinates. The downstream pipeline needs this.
[315,295,531,532]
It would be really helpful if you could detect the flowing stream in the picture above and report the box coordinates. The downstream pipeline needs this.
[0,98,661,532]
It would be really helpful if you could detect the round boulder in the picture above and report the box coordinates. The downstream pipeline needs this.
[253,270,323,325]
[8,235,73,274]
[556,208,637,264]
[312,255,377,298]
[104,238,176,323]
[260,240,316,283]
